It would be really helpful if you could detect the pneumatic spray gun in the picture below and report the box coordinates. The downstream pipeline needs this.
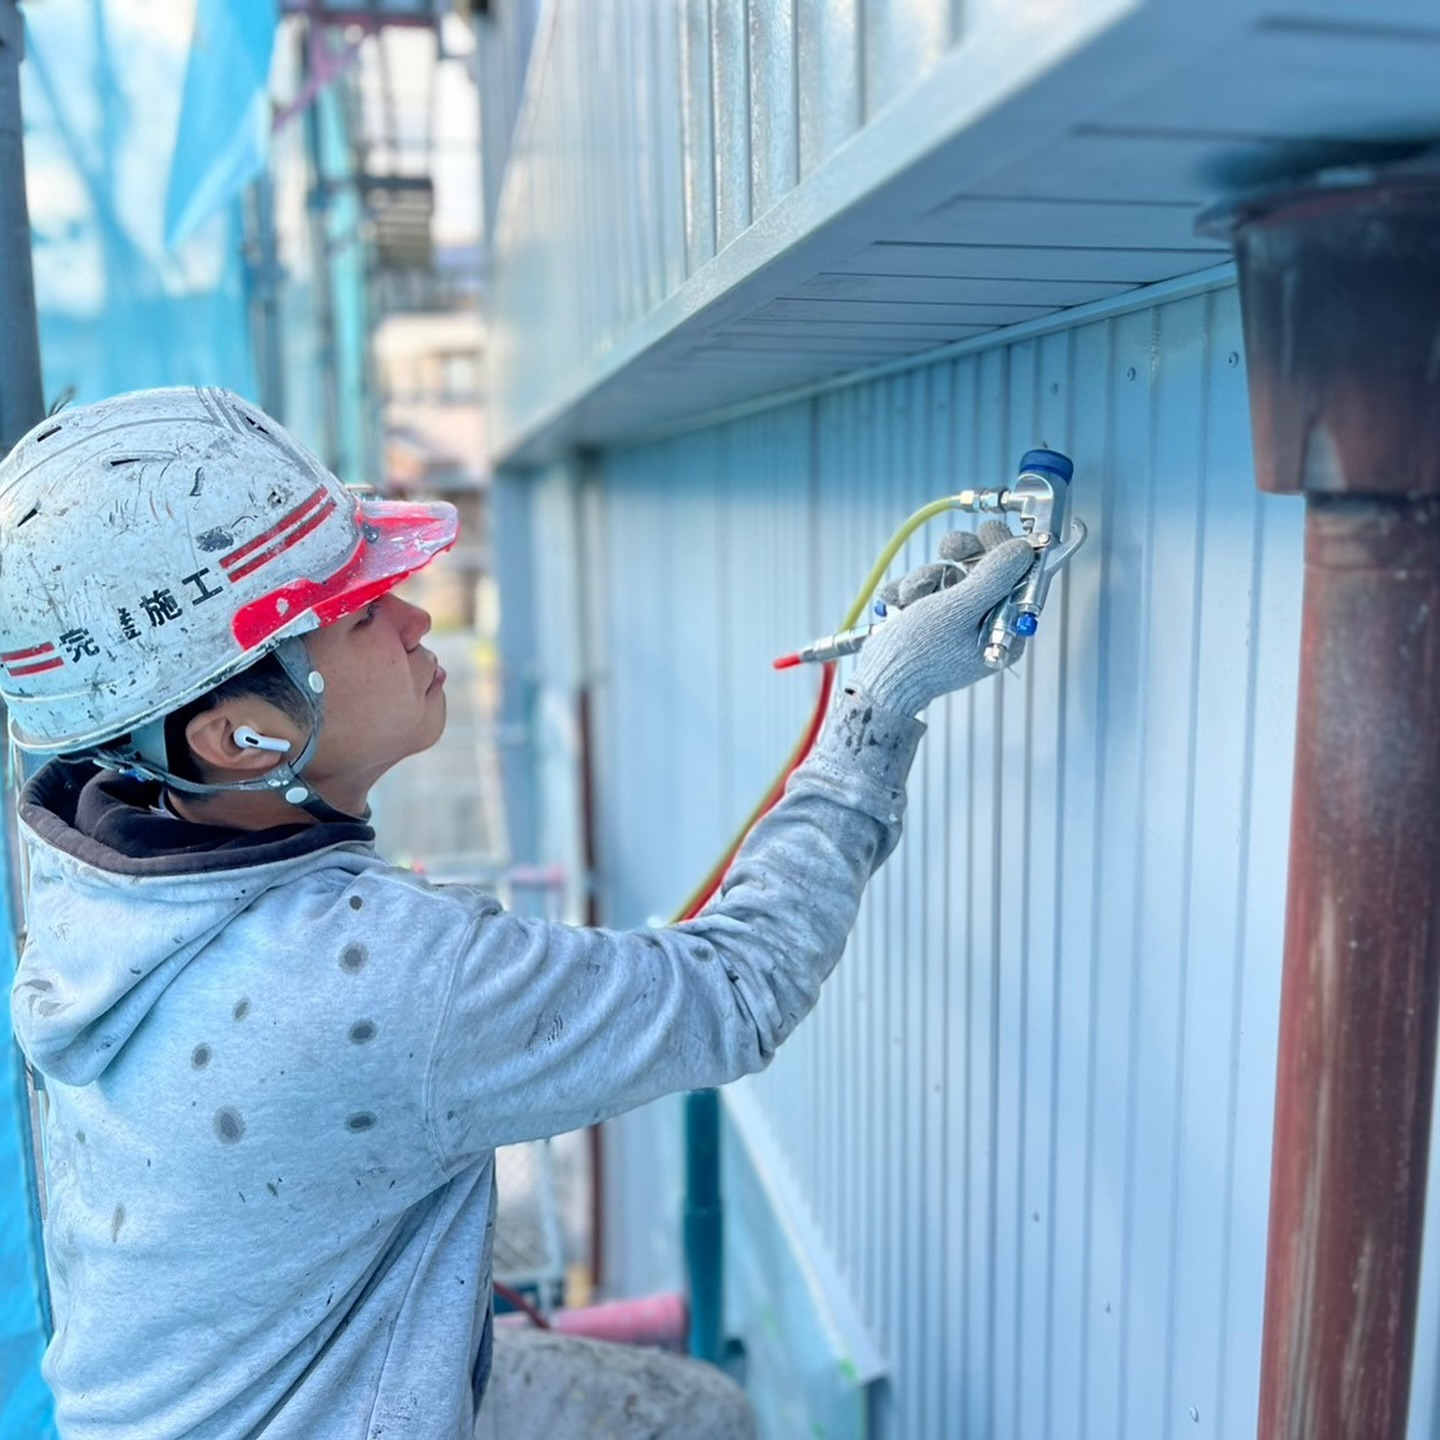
[773,448,1086,672]
[959,447,1086,667]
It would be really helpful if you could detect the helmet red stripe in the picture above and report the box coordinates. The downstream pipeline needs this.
[1,642,55,663]
[8,656,64,677]
[226,497,339,582]
[220,486,328,571]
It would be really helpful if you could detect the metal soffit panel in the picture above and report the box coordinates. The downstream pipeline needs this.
[495,0,1440,463]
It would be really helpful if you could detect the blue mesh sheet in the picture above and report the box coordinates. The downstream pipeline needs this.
[20,1,258,410]
[165,0,278,249]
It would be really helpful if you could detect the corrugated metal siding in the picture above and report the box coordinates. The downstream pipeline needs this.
[583,283,1308,1438]
[489,0,990,453]
[486,0,1440,460]
[473,0,545,244]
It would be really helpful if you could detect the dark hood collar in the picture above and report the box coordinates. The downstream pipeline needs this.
[20,760,375,877]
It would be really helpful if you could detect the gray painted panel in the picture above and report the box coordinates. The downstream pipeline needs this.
[1098,21,1440,135]
[829,240,1227,283]
[652,4,690,296]
[862,0,955,119]
[905,196,1229,250]
[492,473,541,866]
[701,334,943,356]
[749,0,799,219]
[1272,0,1440,26]
[1168,288,1295,1439]
[712,0,754,249]
[669,348,885,375]
[472,0,544,243]
[617,15,661,320]
[797,0,861,176]
[797,271,1135,305]
[626,7,664,329]
[722,317,999,340]
[582,285,1307,1437]
[601,1093,688,1301]
[757,297,1046,325]
[680,0,719,272]
[567,8,601,348]
[973,131,1247,204]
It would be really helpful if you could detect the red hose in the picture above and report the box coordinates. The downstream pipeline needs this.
[493,1279,550,1329]
[499,666,837,1341]
[680,662,837,922]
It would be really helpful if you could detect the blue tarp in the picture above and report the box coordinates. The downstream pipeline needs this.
[0,830,50,1439]
[20,0,259,408]
[164,0,279,250]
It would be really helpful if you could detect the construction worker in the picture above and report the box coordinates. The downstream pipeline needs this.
[3,387,1034,1439]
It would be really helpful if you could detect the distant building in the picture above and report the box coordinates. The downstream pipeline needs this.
[375,253,490,630]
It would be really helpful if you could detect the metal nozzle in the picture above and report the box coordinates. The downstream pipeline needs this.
[955,487,1011,515]
[772,622,877,669]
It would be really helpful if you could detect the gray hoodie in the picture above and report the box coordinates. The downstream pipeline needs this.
[10,689,923,1439]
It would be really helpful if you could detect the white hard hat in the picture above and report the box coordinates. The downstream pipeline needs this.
[0,387,457,755]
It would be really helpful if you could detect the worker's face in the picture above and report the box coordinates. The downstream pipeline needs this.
[300,592,447,804]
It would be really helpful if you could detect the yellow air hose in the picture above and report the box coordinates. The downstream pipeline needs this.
[672,494,962,922]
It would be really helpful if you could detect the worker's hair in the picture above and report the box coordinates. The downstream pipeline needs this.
[162,652,313,782]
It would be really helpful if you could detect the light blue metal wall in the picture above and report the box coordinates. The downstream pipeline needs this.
[574,281,1312,1438]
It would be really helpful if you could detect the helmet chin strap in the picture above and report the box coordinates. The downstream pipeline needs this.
[95,637,369,825]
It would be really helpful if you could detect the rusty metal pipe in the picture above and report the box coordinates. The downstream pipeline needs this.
[1264,494,1440,1438]
[1203,163,1440,1439]
[1203,160,1440,1440]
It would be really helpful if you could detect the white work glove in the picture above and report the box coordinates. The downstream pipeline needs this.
[852,521,1036,717]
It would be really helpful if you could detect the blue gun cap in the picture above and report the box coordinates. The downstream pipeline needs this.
[1018,448,1073,484]
[1015,613,1039,637]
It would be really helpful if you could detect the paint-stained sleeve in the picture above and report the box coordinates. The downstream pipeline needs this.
[426,686,926,1160]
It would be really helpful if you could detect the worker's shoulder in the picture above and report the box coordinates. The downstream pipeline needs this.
[335,856,505,917]
[246,849,505,944]
[188,856,496,1032]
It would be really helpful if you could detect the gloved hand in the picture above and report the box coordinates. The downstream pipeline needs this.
[851,521,1036,716]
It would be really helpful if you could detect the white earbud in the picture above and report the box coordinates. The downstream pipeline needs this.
[234,725,292,755]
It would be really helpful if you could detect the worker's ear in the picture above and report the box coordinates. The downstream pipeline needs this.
[184,703,298,777]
